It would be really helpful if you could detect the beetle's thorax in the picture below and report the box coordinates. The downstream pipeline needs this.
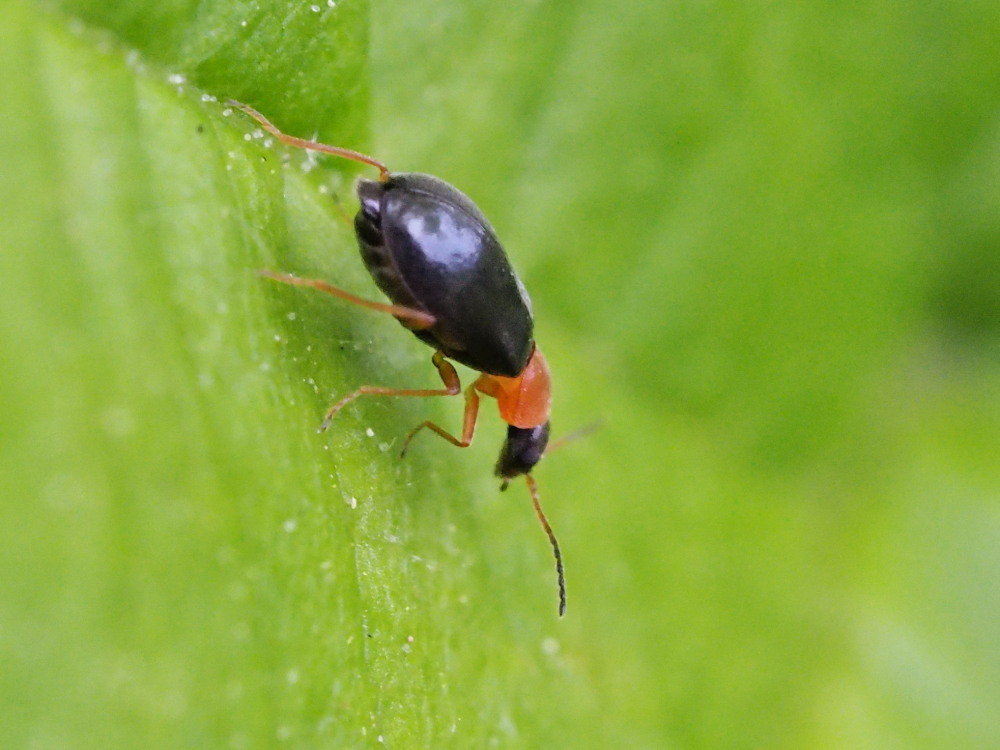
[475,347,551,429]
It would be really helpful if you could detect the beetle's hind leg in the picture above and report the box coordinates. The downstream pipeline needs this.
[227,100,391,180]
[321,351,462,432]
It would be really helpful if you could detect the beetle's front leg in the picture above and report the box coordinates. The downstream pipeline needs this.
[400,384,481,457]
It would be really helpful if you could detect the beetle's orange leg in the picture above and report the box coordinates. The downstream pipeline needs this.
[320,351,459,432]
[260,270,435,330]
[227,100,391,181]
[400,385,481,457]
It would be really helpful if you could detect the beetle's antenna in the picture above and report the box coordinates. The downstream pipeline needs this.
[226,100,391,181]
[545,419,603,456]
[526,474,566,617]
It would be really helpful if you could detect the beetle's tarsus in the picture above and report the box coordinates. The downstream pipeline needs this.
[318,408,338,432]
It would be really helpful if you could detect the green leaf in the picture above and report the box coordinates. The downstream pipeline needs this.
[4,0,1000,748]
[1,2,571,747]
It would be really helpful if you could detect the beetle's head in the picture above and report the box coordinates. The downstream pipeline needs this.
[495,422,551,488]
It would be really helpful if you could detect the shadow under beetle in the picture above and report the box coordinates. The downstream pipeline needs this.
[229,101,567,616]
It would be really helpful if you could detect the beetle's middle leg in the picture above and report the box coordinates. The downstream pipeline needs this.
[260,270,435,329]
[320,351,460,432]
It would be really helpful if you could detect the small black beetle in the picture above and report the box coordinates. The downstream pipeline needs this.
[229,101,565,616]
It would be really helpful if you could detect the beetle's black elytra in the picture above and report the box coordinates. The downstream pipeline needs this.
[355,175,534,377]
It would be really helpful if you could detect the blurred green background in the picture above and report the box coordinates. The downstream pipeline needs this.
[2,0,999,747]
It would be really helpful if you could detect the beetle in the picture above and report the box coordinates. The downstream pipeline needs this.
[228,100,566,616]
